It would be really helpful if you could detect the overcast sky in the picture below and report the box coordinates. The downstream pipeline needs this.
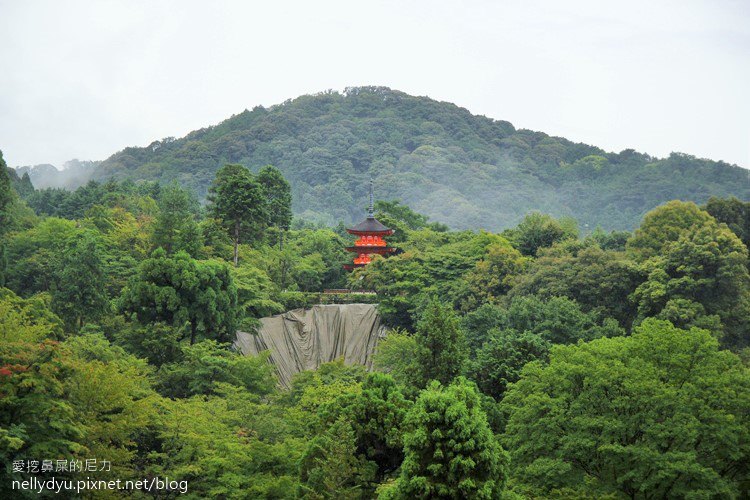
[1,0,748,169]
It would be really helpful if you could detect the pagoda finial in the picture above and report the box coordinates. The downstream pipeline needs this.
[368,178,374,217]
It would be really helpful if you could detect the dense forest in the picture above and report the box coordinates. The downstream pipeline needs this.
[2,144,750,499]
[18,87,750,231]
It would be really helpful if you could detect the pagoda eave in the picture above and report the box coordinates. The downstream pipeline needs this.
[345,247,396,255]
[346,228,394,236]
[343,263,367,271]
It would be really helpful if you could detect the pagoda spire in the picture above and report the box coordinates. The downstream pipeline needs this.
[368,177,374,217]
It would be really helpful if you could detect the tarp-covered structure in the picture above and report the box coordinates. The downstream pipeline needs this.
[234,304,386,388]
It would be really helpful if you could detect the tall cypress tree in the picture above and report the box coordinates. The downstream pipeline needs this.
[208,164,267,266]
[52,232,109,330]
[153,182,201,256]
[257,165,292,250]
[415,299,467,386]
[392,378,509,498]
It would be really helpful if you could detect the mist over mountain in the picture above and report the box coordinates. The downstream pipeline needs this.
[15,159,98,190]
[36,87,750,230]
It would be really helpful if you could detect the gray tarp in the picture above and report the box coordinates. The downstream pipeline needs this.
[234,303,386,388]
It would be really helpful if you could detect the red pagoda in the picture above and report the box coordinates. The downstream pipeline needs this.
[344,180,397,271]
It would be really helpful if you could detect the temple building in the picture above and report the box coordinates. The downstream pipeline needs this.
[344,181,397,271]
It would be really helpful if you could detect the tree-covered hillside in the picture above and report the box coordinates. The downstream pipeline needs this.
[91,86,749,230]
[3,150,750,497]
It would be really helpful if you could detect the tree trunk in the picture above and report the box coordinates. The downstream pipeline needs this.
[278,228,284,251]
[190,322,197,345]
[233,220,240,267]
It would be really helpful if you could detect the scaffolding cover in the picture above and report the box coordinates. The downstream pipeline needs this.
[234,303,386,388]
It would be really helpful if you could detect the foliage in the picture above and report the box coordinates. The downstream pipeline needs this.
[393,378,509,499]
[373,329,423,395]
[258,165,293,245]
[156,340,277,398]
[152,181,202,256]
[629,204,750,348]
[208,164,268,265]
[51,231,110,330]
[118,249,238,344]
[704,195,750,250]
[510,244,642,328]
[414,299,467,387]
[318,373,412,485]
[299,418,376,499]
[468,329,551,401]
[0,153,14,235]
[501,319,750,498]
[504,212,578,257]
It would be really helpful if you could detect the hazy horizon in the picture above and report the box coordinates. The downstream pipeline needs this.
[1,0,748,169]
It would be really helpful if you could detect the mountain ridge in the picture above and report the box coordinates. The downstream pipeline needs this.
[23,87,750,230]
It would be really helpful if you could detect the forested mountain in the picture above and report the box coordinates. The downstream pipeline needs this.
[3,146,750,497]
[89,86,748,230]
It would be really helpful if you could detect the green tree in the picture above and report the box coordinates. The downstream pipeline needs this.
[299,418,375,499]
[156,340,276,398]
[118,249,238,344]
[208,164,268,266]
[51,231,110,330]
[507,212,578,257]
[626,200,713,259]
[373,329,423,395]
[257,165,293,249]
[462,242,528,310]
[152,182,201,256]
[704,196,750,250]
[0,151,14,235]
[630,214,750,348]
[414,299,467,386]
[319,373,412,484]
[2,218,82,296]
[468,329,550,401]
[501,295,624,345]
[392,378,509,499]
[510,245,642,328]
[501,319,750,498]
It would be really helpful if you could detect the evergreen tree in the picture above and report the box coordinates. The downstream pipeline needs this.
[468,328,550,401]
[414,299,467,386]
[0,151,14,235]
[152,182,201,256]
[257,165,292,249]
[393,378,508,499]
[208,164,267,266]
[299,418,375,499]
[52,232,109,330]
[118,249,238,344]
[319,373,412,484]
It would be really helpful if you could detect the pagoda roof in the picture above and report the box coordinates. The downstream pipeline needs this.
[346,216,393,235]
[345,246,397,254]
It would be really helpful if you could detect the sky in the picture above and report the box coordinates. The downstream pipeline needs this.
[0,0,748,169]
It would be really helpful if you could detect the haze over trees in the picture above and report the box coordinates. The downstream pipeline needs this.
[2,141,750,499]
